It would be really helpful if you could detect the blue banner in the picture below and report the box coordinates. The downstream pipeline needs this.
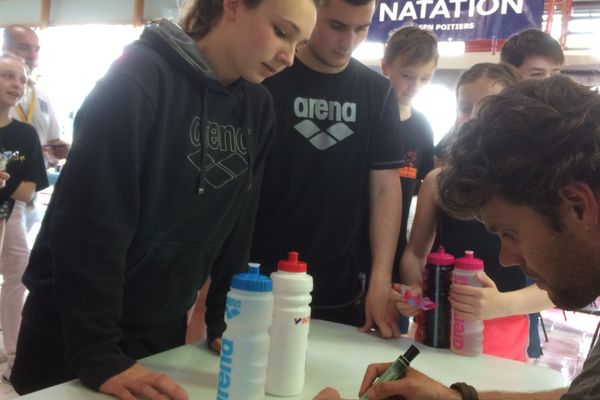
[368,0,544,43]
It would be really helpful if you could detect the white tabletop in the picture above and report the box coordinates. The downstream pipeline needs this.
[20,319,570,399]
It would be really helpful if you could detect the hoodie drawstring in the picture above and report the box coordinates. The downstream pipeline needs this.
[197,87,208,195]
[239,86,254,192]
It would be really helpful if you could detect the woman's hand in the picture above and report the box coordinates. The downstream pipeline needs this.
[99,363,188,400]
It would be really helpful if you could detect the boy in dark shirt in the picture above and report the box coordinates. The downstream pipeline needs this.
[380,25,438,280]
[249,0,405,339]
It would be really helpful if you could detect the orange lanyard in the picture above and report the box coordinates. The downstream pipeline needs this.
[14,90,36,124]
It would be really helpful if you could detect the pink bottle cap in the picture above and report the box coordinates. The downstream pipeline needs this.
[454,250,484,271]
[426,246,455,266]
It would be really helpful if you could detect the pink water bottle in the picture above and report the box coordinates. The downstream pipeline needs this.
[451,250,484,356]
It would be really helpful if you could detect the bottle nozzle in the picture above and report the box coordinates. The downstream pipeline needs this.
[248,263,260,274]
[288,251,298,262]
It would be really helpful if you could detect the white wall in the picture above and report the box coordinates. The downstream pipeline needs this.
[50,0,136,25]
[0,0,181,27]
[0,0,41,26]
[144,0,181,22]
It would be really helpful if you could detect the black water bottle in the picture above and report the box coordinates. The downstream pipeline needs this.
[423,246,454,348]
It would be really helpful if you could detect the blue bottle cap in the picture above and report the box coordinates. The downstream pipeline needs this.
[230,263,273,292]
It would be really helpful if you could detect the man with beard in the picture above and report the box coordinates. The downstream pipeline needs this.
[314,75,599,399]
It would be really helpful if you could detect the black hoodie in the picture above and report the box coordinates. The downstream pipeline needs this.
[21,20,275,390]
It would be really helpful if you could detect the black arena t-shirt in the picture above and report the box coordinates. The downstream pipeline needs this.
[252,58,405,305]
[0,120,49,217]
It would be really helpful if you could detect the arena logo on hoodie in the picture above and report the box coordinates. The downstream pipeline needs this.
[293,97,356,150]
[187,117,250,189]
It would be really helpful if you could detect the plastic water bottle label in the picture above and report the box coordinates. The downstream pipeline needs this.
[293,316,311,325]
[452,274,468,350]
[225,297,241,320]
[452,313,465,350]
[217,338,234,400]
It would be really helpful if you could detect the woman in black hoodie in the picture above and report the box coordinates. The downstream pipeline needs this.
[10,1,318,399]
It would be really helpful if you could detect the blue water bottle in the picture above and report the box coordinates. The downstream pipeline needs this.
[217,263,273,400]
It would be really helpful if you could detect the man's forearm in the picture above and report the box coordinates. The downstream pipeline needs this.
[368,169,402,280]
[46,138,71,160]
[478,388,567,400]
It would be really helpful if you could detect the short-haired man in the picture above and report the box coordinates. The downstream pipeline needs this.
[1,24,69,381]
[238,0,405,341]
[500,28,564,79]
[315,75,599,400]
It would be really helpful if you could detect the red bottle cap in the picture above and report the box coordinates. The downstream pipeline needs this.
[426,246,455,266]
[454,250,484,271]
[278,251,307,273]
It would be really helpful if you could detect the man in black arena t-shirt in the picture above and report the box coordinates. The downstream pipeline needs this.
[250,0,405,338]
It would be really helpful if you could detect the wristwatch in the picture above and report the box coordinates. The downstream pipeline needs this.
[450,382,479,400]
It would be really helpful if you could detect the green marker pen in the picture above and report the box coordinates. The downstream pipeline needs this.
[359,345,420,400]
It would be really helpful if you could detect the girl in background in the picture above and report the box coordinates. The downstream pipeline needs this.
[396,63,554,361]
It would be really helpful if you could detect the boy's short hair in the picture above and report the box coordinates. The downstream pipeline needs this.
[383,25,439,66]
[500,28,564,68]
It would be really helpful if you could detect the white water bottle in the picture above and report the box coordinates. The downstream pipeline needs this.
[266,251,313,396]
[451,250,484,356]
[217,263,273,400]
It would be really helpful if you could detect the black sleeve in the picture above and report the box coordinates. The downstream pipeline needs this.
[369,84,405,170]
[417,115,435,181]
[205,98,276,345]
[19,127,49,190]
[46,72,153,390]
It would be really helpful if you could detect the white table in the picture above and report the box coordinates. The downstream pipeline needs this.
[20,319,570,399]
